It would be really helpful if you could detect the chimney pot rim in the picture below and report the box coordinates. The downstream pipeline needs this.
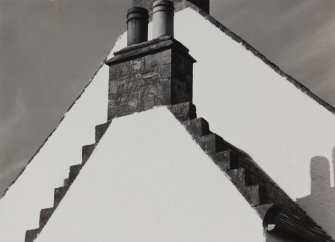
[152,0,175,9]
[127,7,149,23]
[127,7,149,16]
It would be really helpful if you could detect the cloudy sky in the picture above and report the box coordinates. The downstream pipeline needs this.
[0,0,334,195]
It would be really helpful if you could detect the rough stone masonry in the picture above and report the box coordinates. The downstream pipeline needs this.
[106,36,195,120]
[105,1,196,120]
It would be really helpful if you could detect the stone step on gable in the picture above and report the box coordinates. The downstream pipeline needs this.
[243,185,267,207]
[24,121,111,242]
[82,144,97,164]
[54,186,69,207]
[183,118,210,138]
[25,228,41,242]
[226,168,252,188]
[69,164,83,185]
[95,122,111,142]
[168,102,197,122]
[195,133,230,154]
[39,208,55,228]
[210,150,239,171]
[63,178,70,186]
[255,203,276,220]
[226,168,267,206]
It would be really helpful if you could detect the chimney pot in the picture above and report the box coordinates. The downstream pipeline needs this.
[152,0,175,39]
[127,7,149,46]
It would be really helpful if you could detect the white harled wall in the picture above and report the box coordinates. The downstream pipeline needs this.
[0,60,109,241]
[36,107,265,242]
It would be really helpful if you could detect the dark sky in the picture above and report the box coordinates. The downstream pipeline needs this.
[0,0,334,195]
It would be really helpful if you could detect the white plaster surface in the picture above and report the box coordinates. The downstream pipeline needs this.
[0,62,109,241]
[36,107,265,242]
[111,8,335,238]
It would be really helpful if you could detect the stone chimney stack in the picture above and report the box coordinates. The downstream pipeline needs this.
[105,0,195,120]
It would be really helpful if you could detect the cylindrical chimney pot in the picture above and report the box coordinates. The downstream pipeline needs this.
[127,7,149,46]
[152,0,174,39]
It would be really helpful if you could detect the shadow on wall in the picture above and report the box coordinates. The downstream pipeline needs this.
[295,147,335,239]
[266,148,335,242]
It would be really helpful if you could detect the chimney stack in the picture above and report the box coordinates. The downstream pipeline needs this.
[127,7,149,46]
[152,0,175,39]
[105,3,195,120]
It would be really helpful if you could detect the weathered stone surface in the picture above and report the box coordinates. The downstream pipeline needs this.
[211,150,239,171]
[255,203,276,220]
[227,168,249,188]
[183,118,209,138]
[54,186,69,207]
[25,228,40,242]
[106,37,195,120]
[168,102,196,121]
[243,185,267,207]
[82,144,96,164]
[195,133,230,154]
[63,178,69,186]
[39,207,55,228]
[69,164,83,184]
[95,122,111,142]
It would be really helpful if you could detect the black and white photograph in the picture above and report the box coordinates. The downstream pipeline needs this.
[0,0,335,241]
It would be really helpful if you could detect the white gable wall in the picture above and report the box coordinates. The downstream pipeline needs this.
[36,107,265,242]
[0,61,109,241]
